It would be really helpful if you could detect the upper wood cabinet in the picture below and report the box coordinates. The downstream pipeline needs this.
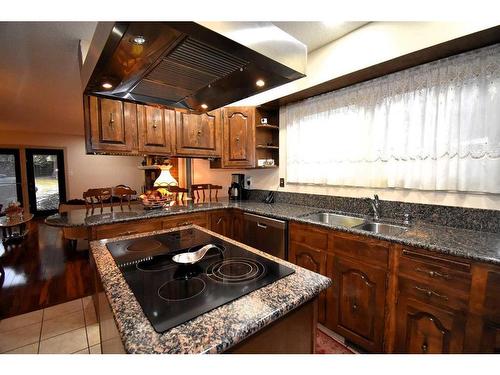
[137,105,175,155]
[85,95,138,153]
[175,109,221,157]
[221,107,255,168]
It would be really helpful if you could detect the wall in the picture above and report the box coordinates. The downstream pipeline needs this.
[1,130,144,200]
[195,22,500,210]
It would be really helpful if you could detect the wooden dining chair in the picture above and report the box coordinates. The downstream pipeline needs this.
[83,187,113,213]
[191,184,222,202]
[167,186,189,201]
[112,186,137,210]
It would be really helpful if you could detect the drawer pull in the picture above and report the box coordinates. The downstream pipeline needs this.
[257,222,267,229]
[179,221,192,226]
[414,286,448,301]
[416,268,450,280]
[124,230,137,235]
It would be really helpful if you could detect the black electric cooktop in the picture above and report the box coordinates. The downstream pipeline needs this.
[106,228,295,333]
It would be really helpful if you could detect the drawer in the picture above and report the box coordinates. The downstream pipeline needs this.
[399,247,471,292]
[162,213,208,229]
[290,222,329,251]
[331,231,389,268]
[398,276,469,311]
[93,220,162,240]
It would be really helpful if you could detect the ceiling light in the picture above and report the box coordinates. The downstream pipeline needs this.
[201,104,208,109]
[131,35,146,45]
[256,79,265,87]
[102,82,113,89]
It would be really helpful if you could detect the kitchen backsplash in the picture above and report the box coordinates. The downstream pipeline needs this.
[247,189,500,233]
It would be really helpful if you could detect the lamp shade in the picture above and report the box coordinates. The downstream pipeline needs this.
[154,165,178,187]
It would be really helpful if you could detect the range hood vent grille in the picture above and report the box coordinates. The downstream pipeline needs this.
[132,36,251,104]
[167,37,249,78]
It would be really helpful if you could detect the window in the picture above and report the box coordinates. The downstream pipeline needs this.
[283,43,500,193]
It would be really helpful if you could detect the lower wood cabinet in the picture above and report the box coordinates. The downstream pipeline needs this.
[209,210,233,238]
[90,220,162,240]
[232,210,244,243]
[289,241,328,324]
[289,222,330,325]
[162,213,208,229]
[327,255,387,352]
[394,288,466,353]
[288,221,500,354]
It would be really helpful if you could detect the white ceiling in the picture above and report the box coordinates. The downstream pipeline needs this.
[0,22,97,135]
[0,21,365,136]
[273,21,368,52]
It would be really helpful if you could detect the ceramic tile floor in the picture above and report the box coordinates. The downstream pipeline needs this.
[0,296,101,354]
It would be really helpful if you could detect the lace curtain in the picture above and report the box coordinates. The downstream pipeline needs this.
[283,43,500,193]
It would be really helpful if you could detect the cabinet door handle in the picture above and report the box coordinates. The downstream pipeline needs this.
[216,217,223,225]
[414,286,448,301]
[152,120,158,129]
[197,130,202,136]
[257,222,267,229]
[109,112,115,126]
[415,267,450,280]
[235,137,240,142]
[421,343,428,353]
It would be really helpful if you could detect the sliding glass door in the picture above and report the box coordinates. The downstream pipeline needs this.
[0,149,23,212]
[25,149,66,216]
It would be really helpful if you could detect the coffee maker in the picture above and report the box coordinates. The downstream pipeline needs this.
[228,174,245,200]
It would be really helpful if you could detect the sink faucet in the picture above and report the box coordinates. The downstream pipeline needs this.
[368,194,381,221]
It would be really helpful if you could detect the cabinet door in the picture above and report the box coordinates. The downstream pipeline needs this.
[289,242,328,324]
[137,105,174,154]
[222,107,255,168]
[395,292,466,353]
[210,211,233,238]
[327,255,386,352]
[232,210,244,242]
[86,96,137,153]
[175,110,221,157]
[465,266,500,353]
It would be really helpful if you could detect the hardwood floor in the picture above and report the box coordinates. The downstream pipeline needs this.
[0,218,93,320]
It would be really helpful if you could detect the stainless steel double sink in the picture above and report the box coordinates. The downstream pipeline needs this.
[300,212,407,236]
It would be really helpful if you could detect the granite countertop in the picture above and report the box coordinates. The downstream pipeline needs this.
[47,199,500,266]
[91,225,332,354]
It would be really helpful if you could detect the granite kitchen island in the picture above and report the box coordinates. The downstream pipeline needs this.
[90,225,332,354]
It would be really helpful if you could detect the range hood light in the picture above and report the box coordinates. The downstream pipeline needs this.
[102,82,113,89]
[131,35,146,45]
[256,79,265,87]
[201,104,208,110]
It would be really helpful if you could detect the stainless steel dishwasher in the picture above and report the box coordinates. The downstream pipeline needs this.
[242,213,287,259]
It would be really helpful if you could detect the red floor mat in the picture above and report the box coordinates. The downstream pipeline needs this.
[315,330,354,354]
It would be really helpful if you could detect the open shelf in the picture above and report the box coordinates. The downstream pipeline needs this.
[255,165,279,169]
[256,145,279,150]
[256,124,279,130]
